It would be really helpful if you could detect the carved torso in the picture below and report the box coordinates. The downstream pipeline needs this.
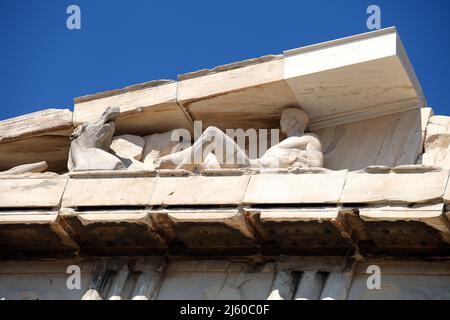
[251,133,324,168]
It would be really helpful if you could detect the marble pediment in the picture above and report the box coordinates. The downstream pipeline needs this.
[0,27,429,174]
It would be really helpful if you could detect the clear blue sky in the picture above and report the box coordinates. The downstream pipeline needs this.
[1,0,449,120]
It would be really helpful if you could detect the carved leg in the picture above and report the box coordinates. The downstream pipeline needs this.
[155,126,250,169]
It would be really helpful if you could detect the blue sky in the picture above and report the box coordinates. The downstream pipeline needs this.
[0,0,449,120]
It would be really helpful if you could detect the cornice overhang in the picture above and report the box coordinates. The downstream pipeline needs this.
[0,166,449,258]
[71,27,426,133]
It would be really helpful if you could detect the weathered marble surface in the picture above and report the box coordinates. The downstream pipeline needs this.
[421,115,450,169]
[142,130,181,167]
[425,115,450,136]
[0,109,73,143]
[340,170,449,204]
[243,170,347,204]
[285,28,426,130]
[73,80,193,136]
[0,109,73,172]
[358,204,450,234]
[110,134,145,161]
[150,175,250,206]
[62,175,156,207]
[1,108,429,173]
[0,177,68,208]
[178,56,297,131]
[0,168,448,256]
[314,108,431,171]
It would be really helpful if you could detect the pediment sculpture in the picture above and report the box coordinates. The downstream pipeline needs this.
[68,107,126,171]
[154,108,323,170]
[66,106,324,172]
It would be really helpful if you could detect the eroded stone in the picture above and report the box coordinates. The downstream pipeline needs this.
[150,175,250,206]
[341,171,449,204]
[0,177,68,208]
[243,170,347,204]
[111,134,145,161]
[62,175,156,207]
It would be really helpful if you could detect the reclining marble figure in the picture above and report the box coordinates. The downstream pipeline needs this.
[68,107,126,171]
[154,108,323,170]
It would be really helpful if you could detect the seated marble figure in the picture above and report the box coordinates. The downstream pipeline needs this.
[154,107,323,170]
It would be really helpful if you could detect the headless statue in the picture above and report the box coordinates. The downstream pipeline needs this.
[154,108,323,170]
